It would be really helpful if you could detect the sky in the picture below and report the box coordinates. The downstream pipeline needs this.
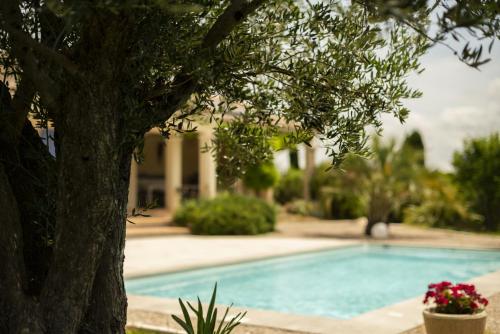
[379,42,500,171]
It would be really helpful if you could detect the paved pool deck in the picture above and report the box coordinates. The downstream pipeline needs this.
[124,236,358,278]
[125,219,500,334]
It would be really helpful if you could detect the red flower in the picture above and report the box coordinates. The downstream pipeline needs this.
[436,295,449,305]
[423,281,486,314]
[480,298,489,306]
[423,291,436,304]
[450,286,463,298]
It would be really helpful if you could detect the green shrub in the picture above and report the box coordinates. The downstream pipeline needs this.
[403,173,482,231]
[274,168,304,204]
[403,201,482,231]
[173,194,276,235]
[330,192,365,219]
[285,199,319,216]
[242,161,280,191]
[173,200,200,227]
[318,187,365,219]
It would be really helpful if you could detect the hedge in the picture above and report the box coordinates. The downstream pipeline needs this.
[173,194,276,235]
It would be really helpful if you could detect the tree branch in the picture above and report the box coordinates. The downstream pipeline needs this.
[1,22,78,75]
[142,0,266,130]
[201,0,266,49]
[0,0,72,133]
[10,78,37,138]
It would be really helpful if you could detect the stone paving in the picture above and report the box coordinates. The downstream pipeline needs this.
[124,235,356,278]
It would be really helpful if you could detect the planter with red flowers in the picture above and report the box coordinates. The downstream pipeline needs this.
[422,281,489,334]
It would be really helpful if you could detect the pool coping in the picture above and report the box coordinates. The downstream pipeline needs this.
[127,245,500,334]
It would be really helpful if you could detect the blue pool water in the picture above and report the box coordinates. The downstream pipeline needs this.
[126,245,500,319]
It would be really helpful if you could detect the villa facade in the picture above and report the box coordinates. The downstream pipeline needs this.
[127,124,318,214]
[127,125,217,214]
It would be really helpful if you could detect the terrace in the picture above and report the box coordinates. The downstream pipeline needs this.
[125,219,500,334]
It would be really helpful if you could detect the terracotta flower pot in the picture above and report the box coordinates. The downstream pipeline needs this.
[423,308,487,334]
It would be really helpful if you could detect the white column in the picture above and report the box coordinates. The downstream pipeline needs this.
[127,156,138,213]
[198,128,217,199]
[165,135,183,212]
[303,144,316,201]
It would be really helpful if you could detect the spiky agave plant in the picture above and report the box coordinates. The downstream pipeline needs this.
[172,284,246,334]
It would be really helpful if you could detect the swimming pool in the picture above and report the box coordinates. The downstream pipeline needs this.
[126,245,500,319]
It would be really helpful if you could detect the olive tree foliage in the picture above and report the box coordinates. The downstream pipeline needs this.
[0,0,499,333]
[1,1,498,174]
[4,1,423,161]
[359,0,500,68]
[202,1,429,181]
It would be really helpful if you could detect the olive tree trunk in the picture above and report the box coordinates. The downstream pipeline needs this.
[0,1,262,332]
[0,80,132,334]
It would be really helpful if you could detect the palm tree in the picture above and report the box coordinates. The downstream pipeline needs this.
[364,135,425,236]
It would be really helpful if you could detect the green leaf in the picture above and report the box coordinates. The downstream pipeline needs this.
[172,314,194,334]
[205,283,217,333]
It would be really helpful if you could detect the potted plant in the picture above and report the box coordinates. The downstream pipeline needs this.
[423,281,489,334]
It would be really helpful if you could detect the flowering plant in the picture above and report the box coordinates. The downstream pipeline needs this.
[423,281,489,314]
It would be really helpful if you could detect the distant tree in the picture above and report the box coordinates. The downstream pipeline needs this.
[364,138,400,235]
[310,136,424,227]
[0,0,498,332]
[402,130,425,167]
[453,134,500,231]
[403,131,424,150]
[364,136,426,235]
[275,168,303,204]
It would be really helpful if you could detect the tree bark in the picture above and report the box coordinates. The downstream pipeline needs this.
[0,80,131,333]
[0,163,28,332]
[79,152,131,334]
[79,221,128,334]
[0,0,269,331]
[365,186,392,236]
[0,125,47,333]
[36,75,130,331]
